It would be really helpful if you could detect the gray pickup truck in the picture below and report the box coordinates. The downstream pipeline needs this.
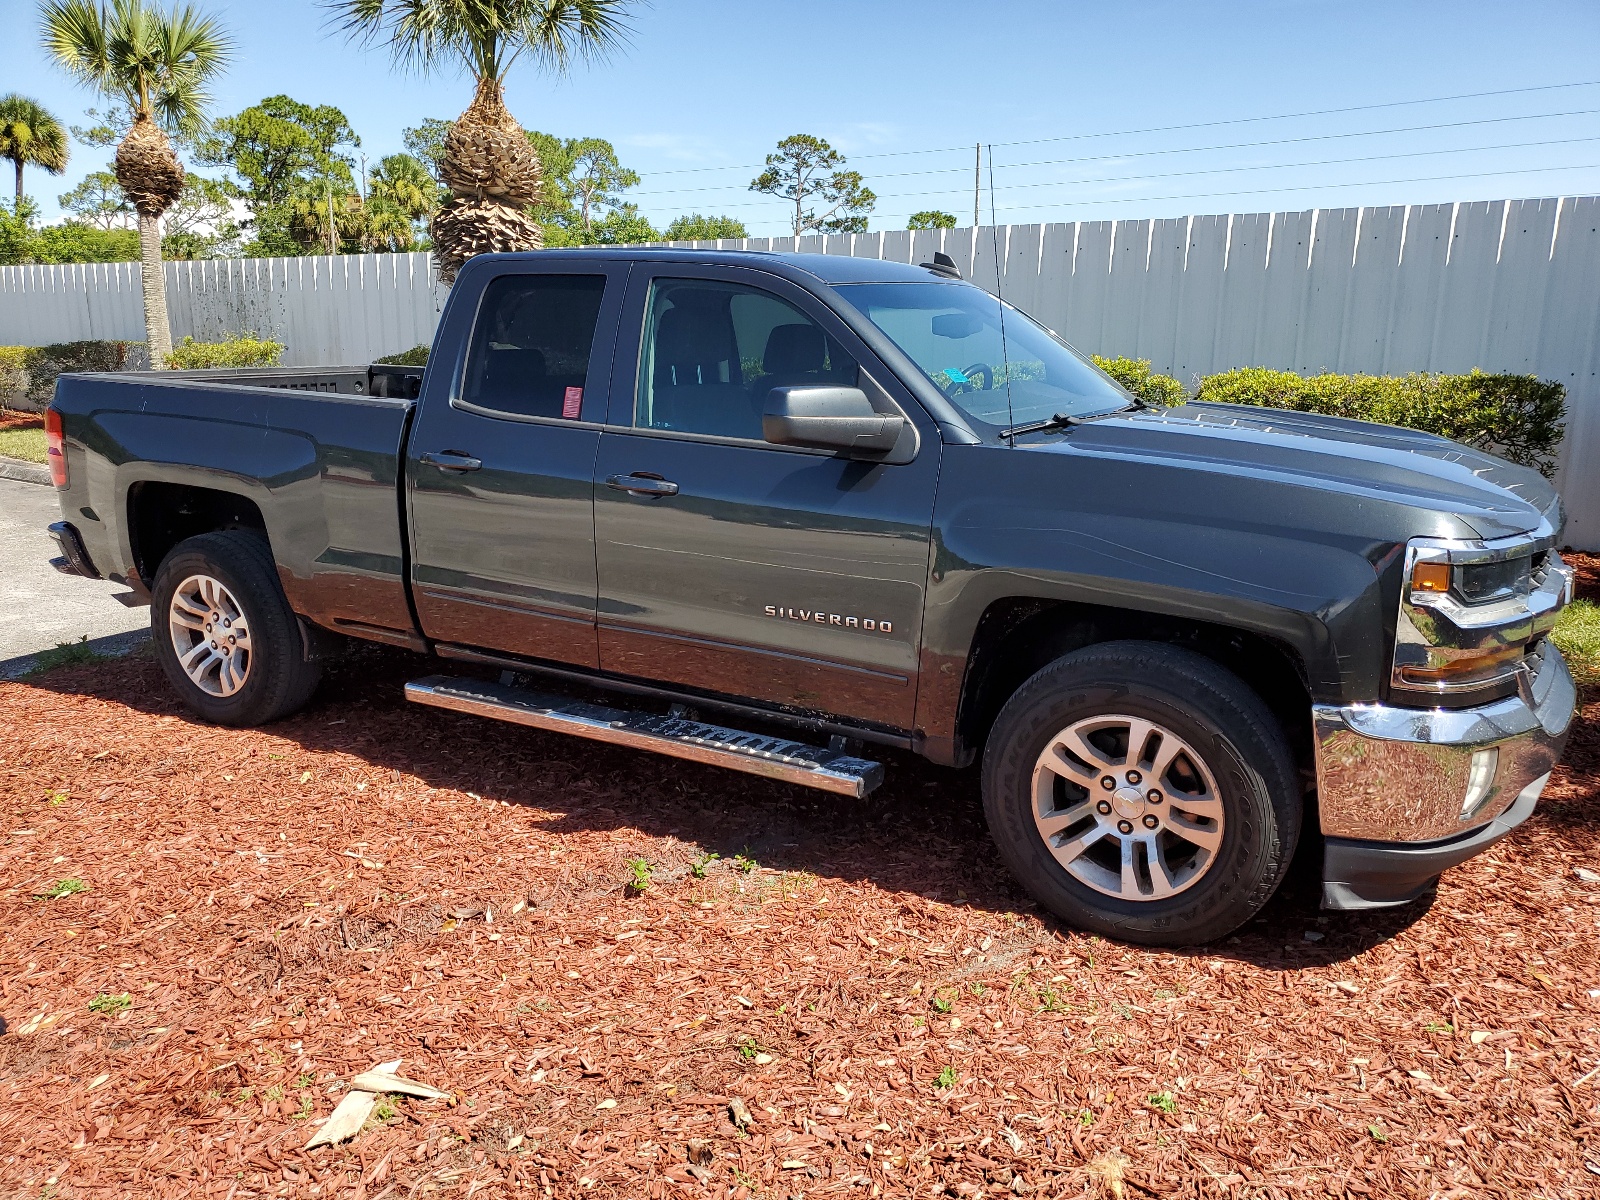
[44,248,1576,945]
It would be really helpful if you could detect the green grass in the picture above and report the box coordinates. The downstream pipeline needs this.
[1552,598,1600,688]
[39,877,88,899]
[88,992,131,1014]
[24,636,106,678]
[0,425,46,463]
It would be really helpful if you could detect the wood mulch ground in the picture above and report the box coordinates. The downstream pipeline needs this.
[0,409,43,432]
[2,563,1598,1199]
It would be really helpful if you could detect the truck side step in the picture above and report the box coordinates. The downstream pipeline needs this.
[404,675,884,797]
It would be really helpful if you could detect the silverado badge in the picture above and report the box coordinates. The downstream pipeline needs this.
[765,605,893,633]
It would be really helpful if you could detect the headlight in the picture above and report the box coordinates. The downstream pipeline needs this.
[1392,534,1571,706]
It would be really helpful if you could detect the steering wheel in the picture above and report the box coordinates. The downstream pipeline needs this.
[940,362,996,396]
[962,362,995,392]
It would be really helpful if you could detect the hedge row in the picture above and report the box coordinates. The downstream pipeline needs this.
[1085,357,1564,478]
[164,334,284,370]
[1192,367,1566,478]
[1,336,285,405]
[375,344,430,366]
[0,341,148,407]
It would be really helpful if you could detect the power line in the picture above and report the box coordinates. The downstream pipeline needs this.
[632,79,1600,179]
[988,80,1600,150]
[983,162,1600,218]
[883,135,1600,203]
[625,108,1600,199]
[645,158,1600,228]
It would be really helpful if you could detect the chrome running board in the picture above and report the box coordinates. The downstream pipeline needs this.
[404,675,884,797]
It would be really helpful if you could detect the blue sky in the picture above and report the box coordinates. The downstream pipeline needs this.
[9,0,1600,236]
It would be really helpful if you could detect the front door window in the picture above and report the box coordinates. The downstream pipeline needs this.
[636,279,859,440]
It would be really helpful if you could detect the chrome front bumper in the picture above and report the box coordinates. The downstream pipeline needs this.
[1314,640,1575,842]
[1312,641,1576,908]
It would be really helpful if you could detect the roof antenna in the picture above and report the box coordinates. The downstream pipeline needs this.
[918,250,961,279]
[987,145,1016,439]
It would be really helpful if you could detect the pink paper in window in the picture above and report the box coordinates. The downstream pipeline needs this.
[563,386,583,419]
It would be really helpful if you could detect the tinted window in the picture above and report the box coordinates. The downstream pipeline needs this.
[835,281,1129,429]
[636,279,858,440]
[462,274,608,419]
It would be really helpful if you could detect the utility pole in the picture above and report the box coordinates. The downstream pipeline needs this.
[974,143,981,228]
[325,178,336,256]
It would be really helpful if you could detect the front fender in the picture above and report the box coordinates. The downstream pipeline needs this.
[914,442,1404,764]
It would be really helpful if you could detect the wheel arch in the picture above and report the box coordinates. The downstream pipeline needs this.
[128,480,270,586]
[951,597,1315,782]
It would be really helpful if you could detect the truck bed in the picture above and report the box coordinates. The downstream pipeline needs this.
[50,364,424,647]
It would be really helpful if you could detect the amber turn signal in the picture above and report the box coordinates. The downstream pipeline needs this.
[1410,561,1452,594]
[1398,643,1525,686]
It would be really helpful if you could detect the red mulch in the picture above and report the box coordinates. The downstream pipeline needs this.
[1569,547,1599,604]
[0,409,43,432]
[3,571,1599,1199]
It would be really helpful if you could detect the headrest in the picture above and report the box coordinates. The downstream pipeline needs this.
[763,323,826,376]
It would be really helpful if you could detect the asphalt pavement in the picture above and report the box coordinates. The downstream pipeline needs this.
[0,476,149,677]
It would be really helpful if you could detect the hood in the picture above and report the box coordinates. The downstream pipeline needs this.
[1035,401,1558,542]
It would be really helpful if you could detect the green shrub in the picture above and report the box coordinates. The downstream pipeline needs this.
[0,346,27,404]
[375,344,430,366]
[16,341,146,403]
[164,334,284,370]
[1092,355,1185,407]
[1193,367,1566,478]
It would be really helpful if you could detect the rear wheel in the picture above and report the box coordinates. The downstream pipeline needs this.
[982,641,1300,946]
[150,531,321,726]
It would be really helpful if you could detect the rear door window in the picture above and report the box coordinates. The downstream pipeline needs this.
[461,274,609,420]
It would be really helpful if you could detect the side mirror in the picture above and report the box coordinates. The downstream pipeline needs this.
[763,386,907,455]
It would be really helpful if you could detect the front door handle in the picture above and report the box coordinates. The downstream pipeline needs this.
[606,473,679,498]
[420,450,483,472]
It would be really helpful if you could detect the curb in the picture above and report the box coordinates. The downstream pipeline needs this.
[0,456,50,486]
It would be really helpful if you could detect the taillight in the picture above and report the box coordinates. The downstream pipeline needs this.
[44,408,67,488]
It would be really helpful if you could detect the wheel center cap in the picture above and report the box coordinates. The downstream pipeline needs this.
[1111,786,1144,820]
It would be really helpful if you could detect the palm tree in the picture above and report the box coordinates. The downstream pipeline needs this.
[0,95,71,202]
[369,152,441,250]
[330,0,634,281]
[41,0,231,366]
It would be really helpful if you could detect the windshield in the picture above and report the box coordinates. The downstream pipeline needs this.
[834,281,1130,429]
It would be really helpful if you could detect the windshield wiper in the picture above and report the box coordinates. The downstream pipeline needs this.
[999,403,1138,439]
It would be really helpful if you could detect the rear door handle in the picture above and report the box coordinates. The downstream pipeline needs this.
[606,473,679,497]
[420,450,483,472]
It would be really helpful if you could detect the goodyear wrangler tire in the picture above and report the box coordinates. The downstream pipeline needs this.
[982,640,1300,946]
[150,531,322,726]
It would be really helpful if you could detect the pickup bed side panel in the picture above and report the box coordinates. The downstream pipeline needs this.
[55,376,417,642]
[915,442,1406,765]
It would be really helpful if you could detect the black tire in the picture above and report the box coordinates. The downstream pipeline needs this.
[982,640,1300,946]
[150,530,322,726]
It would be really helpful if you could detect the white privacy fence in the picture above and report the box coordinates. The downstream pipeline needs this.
[0,253,448,368]
[2,196,1598,547]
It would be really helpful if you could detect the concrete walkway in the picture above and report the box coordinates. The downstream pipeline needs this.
[0,476,149,677]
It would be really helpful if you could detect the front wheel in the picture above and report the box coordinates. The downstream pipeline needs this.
[150,530,321,726]
[982,641,1300,946]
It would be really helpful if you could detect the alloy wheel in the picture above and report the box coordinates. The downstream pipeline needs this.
[1031,714,1224,900]
[168,574,253,698]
